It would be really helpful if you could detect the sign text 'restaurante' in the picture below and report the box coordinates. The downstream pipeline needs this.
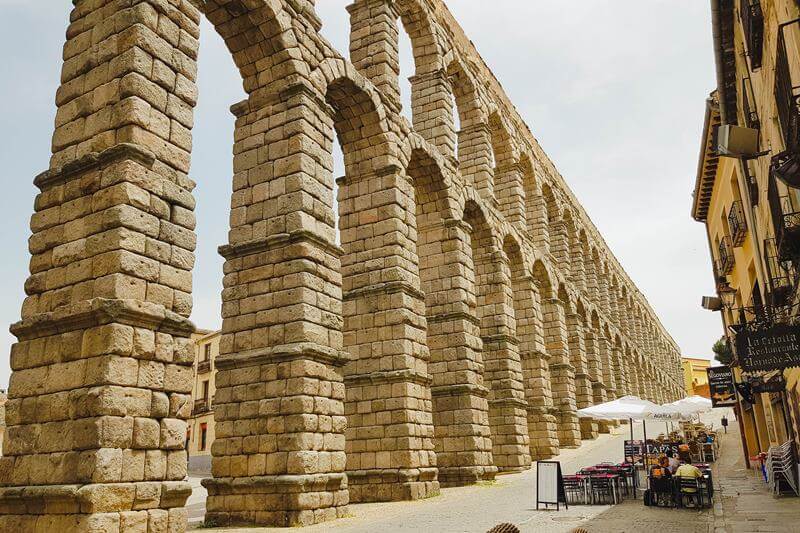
[736,324,800,372]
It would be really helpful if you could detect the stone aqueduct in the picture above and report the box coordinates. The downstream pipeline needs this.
[0,0,684,530]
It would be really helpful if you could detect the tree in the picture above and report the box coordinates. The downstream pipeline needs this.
[712,336,733,365]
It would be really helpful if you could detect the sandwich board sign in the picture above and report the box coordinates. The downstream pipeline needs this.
[536,460,567,510]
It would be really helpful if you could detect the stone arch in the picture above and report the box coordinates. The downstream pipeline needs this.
[447,58,492,194]
[504,236,558,459]
[557,209,577,279]
[463,201,531,472]
[521,154,547,249]
[346,0,445,117]
[322,70,444,503]
[490,111,524,226]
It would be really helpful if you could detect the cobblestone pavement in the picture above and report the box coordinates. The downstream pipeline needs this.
[190,418,695,532]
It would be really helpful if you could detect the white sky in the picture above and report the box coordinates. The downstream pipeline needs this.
[0,1,721,389]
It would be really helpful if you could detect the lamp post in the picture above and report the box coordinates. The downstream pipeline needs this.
[717,281,737,309]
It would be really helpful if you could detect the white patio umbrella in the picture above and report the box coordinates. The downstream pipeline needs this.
[667,395,713,419]
[577,395,683,422]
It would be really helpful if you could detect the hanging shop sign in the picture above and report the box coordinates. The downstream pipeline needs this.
[707,365,738,407]
[750,375,786,394]
[734,324,800,372]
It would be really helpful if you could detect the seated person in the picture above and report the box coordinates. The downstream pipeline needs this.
[658,455,673,477]
[666,450,681,474]
[674,462,703,492]
[678,443,692,463]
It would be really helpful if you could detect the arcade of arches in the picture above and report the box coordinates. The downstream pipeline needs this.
[0,0,684,530]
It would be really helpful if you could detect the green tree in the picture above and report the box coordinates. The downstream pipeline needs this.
[712,336,733,365]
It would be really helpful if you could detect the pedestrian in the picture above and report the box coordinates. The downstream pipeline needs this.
[721,415,728,434]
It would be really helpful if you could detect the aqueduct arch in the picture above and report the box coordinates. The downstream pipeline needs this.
[1,0,684,530]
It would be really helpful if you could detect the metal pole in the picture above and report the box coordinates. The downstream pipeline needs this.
[643,420,649,490]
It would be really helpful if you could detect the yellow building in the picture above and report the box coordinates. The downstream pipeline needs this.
[682,357,712,398]
[187,330,219,473]
[694,0,800,465]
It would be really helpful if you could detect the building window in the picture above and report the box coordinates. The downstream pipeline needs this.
[203,343,211,361]
[202,380,209,400]
[200,423,208,451]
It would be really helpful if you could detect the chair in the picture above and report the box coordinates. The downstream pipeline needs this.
[563,475,586,504]
[589,475,616,504]
[677,477,704,509]
[649,476,674,507]
[688,441,702,463]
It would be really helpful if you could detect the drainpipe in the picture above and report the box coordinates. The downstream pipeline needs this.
[710,0,728,124]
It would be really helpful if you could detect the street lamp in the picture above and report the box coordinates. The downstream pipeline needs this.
[717,282,737,309]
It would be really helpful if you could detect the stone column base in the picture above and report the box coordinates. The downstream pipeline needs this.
[347,467,439,502]
[437,465,498,487]
[580,417,599,440]
[598,420,613,434]
[202,473,348,528]
[0,481,190,533]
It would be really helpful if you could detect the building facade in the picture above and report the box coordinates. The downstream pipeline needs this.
[695,0,800,466]
[0,1,684,530]
[186,331,218,472]
[682,357,712,398]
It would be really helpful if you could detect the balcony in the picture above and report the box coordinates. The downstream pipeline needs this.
[728,200,747,247]
[764,238,793,307]
[197,359,211,373]
[741,0,764,69]
[772,24,800,187]
[767,174,800,261]
[718,236,735,276]
[193,398,211,414]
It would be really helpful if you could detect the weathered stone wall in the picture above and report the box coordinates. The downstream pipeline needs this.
[0,0,685,530]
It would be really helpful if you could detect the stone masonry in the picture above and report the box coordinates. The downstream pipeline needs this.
[0,0,685,531]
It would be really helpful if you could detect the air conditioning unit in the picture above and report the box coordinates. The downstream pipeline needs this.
[701,296,722,311]
[718,125,759,157]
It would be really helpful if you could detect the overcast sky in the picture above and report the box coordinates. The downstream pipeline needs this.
[0,1,720,389]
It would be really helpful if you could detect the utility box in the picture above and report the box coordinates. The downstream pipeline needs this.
[717,124,759,157]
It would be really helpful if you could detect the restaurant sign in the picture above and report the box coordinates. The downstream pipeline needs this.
[707,366,737,407]
[734,324,800,373]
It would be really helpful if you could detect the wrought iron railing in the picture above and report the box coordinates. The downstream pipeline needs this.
[741,0,764,69]
[193,398,210,414]
[768,172,800,260]
[764,237,793,307]
[728,200,747,247]
[197,359,211,373]
[718,236,735,275]
[775,25,800,151]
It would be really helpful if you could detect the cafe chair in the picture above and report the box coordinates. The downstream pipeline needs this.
[677,477,704,509]
[649,476,674,507]
[589,475,616,505]
[563,475,587,504]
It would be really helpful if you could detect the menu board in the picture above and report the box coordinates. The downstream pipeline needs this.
[536,461,567,510]
[707,365,737,407]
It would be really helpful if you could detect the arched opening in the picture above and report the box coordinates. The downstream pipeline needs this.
[504,238,558,460]
[325,76,441,503]
[491,112,524,225]
[448,59,491,194]
[463,202,530,471]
